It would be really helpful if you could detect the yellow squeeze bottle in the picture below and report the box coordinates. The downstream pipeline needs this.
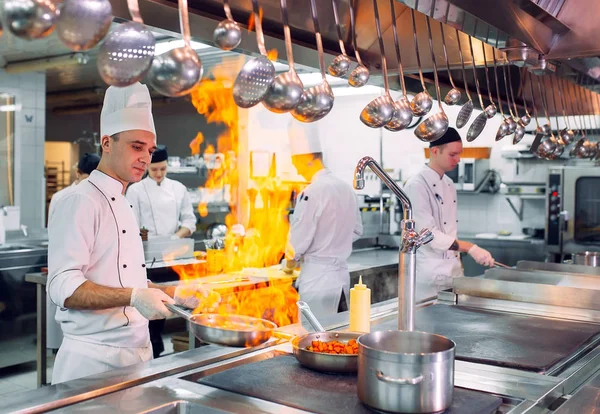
[349,276,371,333]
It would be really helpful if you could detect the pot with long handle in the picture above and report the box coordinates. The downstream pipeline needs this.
[357,330,456,413]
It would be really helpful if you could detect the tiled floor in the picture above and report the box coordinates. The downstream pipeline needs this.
[0,334,177,402]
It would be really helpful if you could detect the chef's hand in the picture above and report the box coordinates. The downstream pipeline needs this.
[169,234,180,240]
[174,285,221,310]
[281,258,297,274]
[467,245,494,267]
[130,288,174,320]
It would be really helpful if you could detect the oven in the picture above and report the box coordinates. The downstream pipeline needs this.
[546,166,600,258]
[446,158,489,191]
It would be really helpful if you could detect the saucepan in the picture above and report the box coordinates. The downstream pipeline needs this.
[166,304,277,347]
[281,301,362,373]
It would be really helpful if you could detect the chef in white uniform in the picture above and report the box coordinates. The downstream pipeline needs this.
[48,82,211,384]
[283,120,363,319]
[404,128,495,301]
[126,145,196,239]
[46,152,100,351]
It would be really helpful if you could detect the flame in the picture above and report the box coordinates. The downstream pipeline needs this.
[247,7,278,62]
[267,49,278,62]
[163,59,302,332]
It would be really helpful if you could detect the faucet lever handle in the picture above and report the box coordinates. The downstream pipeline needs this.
[416,228,434,248]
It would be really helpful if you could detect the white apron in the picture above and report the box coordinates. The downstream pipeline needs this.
[296,257,350,321]
[52,337,152,384]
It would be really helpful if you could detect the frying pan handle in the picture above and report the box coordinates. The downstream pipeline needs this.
[165,303,192,320]
[297,301,325,332]
[376,371,423,385]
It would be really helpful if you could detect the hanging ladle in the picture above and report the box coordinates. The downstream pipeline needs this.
[213,0,242,51]
[348,0,370,87]
[575,81,594,158]
[549,76,569,152]
[328,0,352,77]
[466,36,493,142]
[263,0,304,113]
[414,16,449,142]
[556,76,575,145]
[500,61,518,135]
[360,0,395,128]
[56,0,113,51]
[528,71,544,137]
[518,68,531,126]
[292,0,334,122]
[492,48,510,140]
[148,0,203,97]
[505,61,525,144]
[439,7,460,105]
[97,0,156,87]
[535,75,559,159]
[383,0,413,131]
[409,3,433,117]
[546,76,565,158]
[536,74,554,136]
[455,30,474,128]
[233,0,276,108]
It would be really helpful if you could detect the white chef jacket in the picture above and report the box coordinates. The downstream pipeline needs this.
[289,169,363,318]
[47,170,150,348]
[403,165,463,301]
[48,181,78,224]
[126,176,196,237]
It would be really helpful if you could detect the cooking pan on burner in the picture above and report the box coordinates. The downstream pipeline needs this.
[278,301,362,373]
[166,304,277,347]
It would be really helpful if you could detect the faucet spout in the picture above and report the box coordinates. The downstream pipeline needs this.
[354,156,412,220]
[354,156,433,332]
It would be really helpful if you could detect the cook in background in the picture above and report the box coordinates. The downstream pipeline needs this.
[46,152,101,353]
[283,119,363,319]
[126,145,197,241]
[47,82,212,384]
[404,128,494,301]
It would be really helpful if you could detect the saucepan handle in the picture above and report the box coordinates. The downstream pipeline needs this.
[376,370,423,385]
[297,301,325,332]
[165,303,192,320]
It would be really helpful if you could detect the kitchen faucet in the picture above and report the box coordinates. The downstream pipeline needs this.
[354,156,433,331]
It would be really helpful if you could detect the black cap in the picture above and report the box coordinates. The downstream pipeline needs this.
[77,153,100,175]
[429,127,462,148]
[151,145,168,163]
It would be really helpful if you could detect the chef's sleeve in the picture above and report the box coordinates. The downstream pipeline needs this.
[288,190,320,260]
[352,198,364,242]
[125,185,142,227]
[403,180,454,252]
[47,193,96,308]
[179,189,197,234]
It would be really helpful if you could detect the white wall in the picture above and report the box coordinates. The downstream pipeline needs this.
[0,70,46,230]
[247,86,551,236]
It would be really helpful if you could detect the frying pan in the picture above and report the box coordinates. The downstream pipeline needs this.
[282,301,362,373]
[166,304,277,347]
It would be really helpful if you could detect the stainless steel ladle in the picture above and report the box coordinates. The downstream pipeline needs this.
[439,8,460,106]
[409,4,433,117]
[501,62,518,135]
[148,0,203,97]
[384,0,413,132]
[56,0,113,51]
[518,68,532,126]
[505,62,525,144]
[556,76,575,145]
[292,0,334,122]
[360,0,395,128]
[455,29,474,128]
[348,0,369,87]
[414,16,449,142]
[466,36,491,142]
[263,0,304,113]
[492,48,510,141]
[213,0,242,51]
[328,0,352,77]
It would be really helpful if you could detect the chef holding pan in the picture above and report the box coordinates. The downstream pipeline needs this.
[47,82,212,384]
[404,128,494,301]
[282,119,363,320]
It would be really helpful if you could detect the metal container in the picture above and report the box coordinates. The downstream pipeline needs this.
[357,330,455,413]
[574,251,600,267]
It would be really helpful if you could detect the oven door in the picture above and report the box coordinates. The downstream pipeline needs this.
[562,167,600,254]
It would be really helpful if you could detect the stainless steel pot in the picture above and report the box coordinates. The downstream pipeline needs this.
[573,251,600,267]
[357,330,455,413]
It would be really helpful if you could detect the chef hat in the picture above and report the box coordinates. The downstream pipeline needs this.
[77,153,101,174]
[100,82,156,138]
[288,119,322,156]
[151,145,168,163]
[430,127,462,147]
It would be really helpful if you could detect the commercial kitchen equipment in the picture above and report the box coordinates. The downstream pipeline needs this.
[546,166,600,260]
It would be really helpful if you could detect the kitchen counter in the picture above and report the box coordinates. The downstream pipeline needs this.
[5,290,600,414]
